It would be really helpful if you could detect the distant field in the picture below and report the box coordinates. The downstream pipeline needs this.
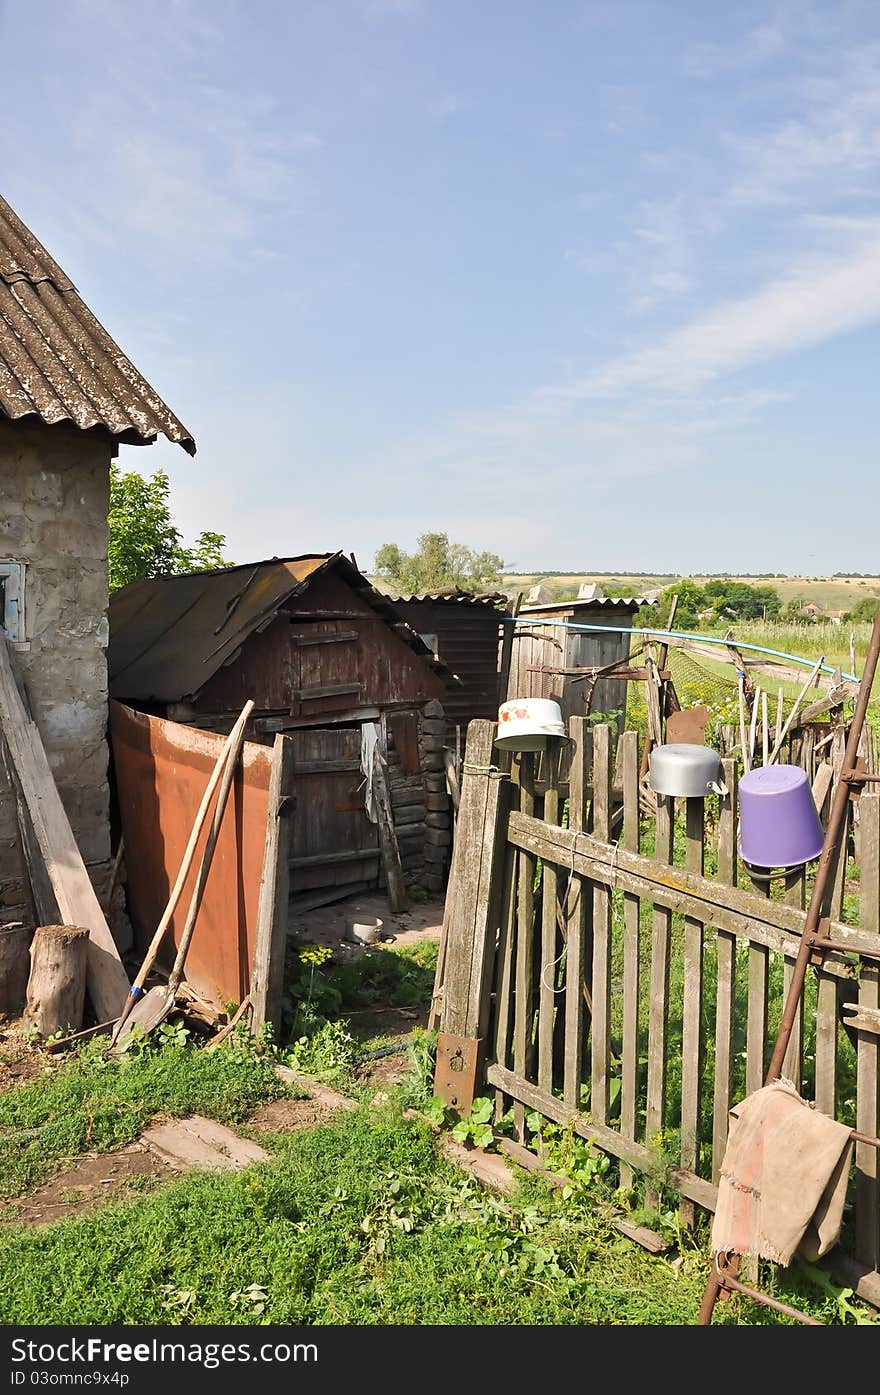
[504,574,880,611]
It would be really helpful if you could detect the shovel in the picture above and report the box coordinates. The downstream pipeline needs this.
[113,701,253,1049]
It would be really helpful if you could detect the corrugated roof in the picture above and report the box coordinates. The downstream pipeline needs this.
[109,552,448,702]
[387,589,508,608]
[518,596,643,615]
[0,194,195,453]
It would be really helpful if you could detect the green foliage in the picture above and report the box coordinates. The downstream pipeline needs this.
[0,1035,281,1199]
[639,579,781,631]
[845,595,880,623]
[280,1018,361,1082]
[0,1041,872,1325]
[374,531,505,595]
[108,463,230,592]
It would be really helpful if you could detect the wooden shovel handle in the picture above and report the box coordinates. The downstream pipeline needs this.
[166,701,254,991]
[111,701,254,1042]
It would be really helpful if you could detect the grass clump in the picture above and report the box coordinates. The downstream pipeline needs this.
[0,1030,281,1199]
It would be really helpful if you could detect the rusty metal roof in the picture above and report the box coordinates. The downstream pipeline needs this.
[0,194,195,453]
[109,553,448,702]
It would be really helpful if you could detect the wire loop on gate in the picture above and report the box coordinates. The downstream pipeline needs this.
[461,762,509,779]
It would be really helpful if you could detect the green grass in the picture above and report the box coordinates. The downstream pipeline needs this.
[0,1036,282,1199]
[0,1080,856,1326]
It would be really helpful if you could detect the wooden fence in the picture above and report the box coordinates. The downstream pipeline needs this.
[434,717,880,1303]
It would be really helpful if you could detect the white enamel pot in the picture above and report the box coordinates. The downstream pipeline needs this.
[495,697,566,751]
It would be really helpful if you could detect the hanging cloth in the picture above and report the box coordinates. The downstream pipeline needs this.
[360,721,381,823]
[711,1077,853,1266]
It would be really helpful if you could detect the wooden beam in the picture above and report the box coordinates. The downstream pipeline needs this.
[506,809,875,969]
[437,721,511,1044]
[0,639,129,1022]
[372,746,408,913]
[251,734,295,1036]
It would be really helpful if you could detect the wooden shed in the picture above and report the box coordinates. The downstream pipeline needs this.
[505,596,642,733]
[388,590,508,732]
[109,553,457,905]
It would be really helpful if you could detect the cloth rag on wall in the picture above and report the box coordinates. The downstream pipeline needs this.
[360,722,380,823]
[711,1078,853,1266]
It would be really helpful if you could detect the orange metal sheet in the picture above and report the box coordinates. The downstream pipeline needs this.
[110,701,272,1006]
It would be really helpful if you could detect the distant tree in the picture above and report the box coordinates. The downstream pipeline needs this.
[638,580,707,632]
[844,595,880,623]
[703,580,781,621]
[108,463,231,593]
[373,532,506,595]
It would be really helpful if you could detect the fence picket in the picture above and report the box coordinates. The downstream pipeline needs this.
[680,794,705,1227]
[563,719,590,1110]
[513,752,536,1141]
[619,729,641,1190]
[782,866,806,1092]
[646,791,673,1207]
[590,725,613,1127]
[712,759,738,1181]
[538,745,561,1094]
[492,840,517,1119]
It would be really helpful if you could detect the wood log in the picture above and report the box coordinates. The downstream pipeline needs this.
[25,924,89,1037]
[0,921,30,1016]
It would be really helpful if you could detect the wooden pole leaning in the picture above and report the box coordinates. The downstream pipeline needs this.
[433,720,511,1114]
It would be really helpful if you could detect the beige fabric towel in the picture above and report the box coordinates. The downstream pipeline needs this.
[711,1078,853,1266]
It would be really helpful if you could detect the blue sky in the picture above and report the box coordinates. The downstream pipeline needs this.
[2,0,880,574]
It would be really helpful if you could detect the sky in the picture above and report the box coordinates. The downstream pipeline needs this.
[2,0,880,575]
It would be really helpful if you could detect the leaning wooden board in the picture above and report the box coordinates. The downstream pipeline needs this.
[0,639,129,1021]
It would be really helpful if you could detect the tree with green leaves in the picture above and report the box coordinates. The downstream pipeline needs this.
[108,463,230,593]
[844,595,880,624]
[373,532,506,595]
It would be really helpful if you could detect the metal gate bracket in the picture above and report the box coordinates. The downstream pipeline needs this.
[434,1032,484,1113]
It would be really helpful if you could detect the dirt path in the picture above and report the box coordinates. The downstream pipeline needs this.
[291,890,444,951]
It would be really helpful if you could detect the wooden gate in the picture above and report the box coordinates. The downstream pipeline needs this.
[435,717,880,1304]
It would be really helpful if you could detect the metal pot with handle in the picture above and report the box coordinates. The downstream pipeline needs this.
[648,743,728,799]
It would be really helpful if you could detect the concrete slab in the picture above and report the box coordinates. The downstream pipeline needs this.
[141,1115,270,1172]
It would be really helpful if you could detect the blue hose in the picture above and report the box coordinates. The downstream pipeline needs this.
[505,616,859,684]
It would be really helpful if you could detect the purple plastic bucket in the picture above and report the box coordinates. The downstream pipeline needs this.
[738,764,825,871]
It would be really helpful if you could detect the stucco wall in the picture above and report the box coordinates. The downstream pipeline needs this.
[0,422,112,922]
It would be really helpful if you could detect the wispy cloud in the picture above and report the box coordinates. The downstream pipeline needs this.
[552,231,880,399]
[683,16,787,78]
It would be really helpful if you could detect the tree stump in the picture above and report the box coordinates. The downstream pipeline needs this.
[0,922,31,1016]
[25,925,89,1037]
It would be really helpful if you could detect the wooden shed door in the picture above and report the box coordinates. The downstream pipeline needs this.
[288,726,379,897]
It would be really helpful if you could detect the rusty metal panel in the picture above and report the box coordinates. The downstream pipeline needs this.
[435,1031,484,1112]
[0,194,194,453]
[666,707,711,745]
[110,701,272,1006]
